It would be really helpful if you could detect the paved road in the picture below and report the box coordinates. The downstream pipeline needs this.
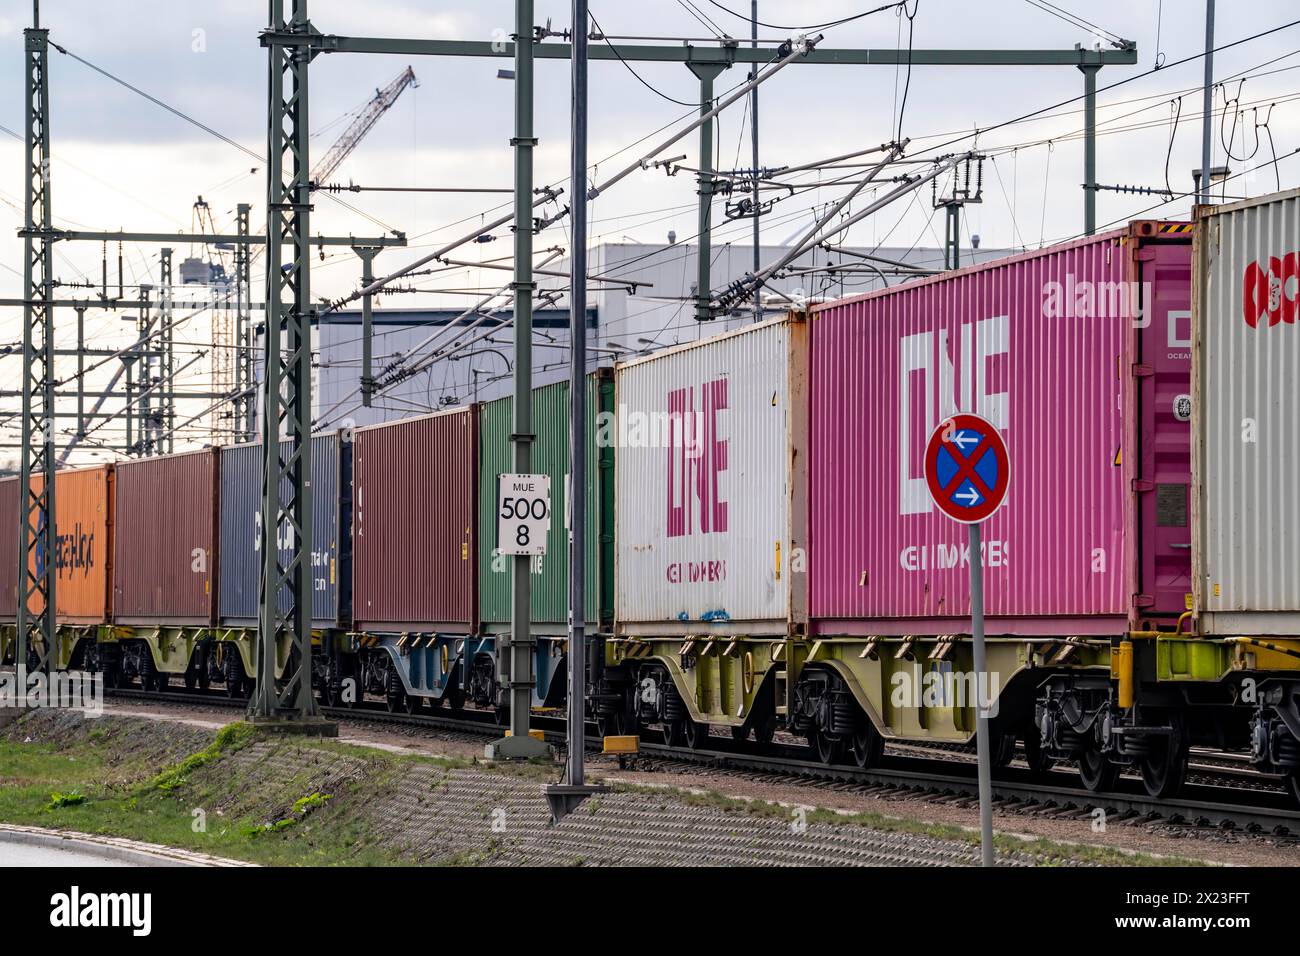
[1,842,137,866]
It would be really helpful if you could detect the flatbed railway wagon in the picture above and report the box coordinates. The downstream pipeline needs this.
[1191,187,1300,798]
[0,465,114,671]
[599,222,1201,797]
[99,448,219,690]
[218,433,352,699]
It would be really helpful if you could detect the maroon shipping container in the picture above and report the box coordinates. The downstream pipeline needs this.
[352,408,478,632]
[112,448,219,625]
[0,476,16,620]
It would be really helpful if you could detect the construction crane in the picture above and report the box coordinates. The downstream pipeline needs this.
[312,66,419,187]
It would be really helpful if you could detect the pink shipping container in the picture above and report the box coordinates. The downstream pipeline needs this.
[112,448,219,625]
[809,222,1194,636]
[352,407,478,632]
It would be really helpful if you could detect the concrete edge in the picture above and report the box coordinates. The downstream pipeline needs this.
[0,824,256,868]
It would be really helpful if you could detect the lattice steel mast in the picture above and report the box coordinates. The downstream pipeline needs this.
[249,0,331,732]
[16,1,56,674]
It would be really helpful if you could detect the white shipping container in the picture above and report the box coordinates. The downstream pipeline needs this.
[1193,187,1300,635]
[614,317,806,633]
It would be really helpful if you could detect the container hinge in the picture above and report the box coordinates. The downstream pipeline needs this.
[1132,593,1156,608]
[1131,478,1155,493]
[1131,363,1155,378]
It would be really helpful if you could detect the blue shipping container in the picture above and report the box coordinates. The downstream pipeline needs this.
[217,433,351,627]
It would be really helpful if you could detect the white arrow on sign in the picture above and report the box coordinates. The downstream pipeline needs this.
[955,488,981,505]
[950,431,980,450]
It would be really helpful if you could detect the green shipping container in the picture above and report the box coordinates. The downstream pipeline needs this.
[477,370,614,631]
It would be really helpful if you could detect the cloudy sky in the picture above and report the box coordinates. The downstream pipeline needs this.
[0,0,1297,454]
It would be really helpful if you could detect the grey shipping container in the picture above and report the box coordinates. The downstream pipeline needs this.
[1193,187,1300,634]
[218,433,351,627]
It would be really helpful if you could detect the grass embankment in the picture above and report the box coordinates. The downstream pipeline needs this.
[0,712,1207,866]
[0,714,465,865]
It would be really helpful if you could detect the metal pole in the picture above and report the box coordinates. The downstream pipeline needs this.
[969,521,994,867]
[490,0,549,759]
[234,203,254,442]
[75,306,85,442]
[17,3,56,675]
[750,2,760,324]
[136,288,153,454]
[689,63,726,322]
[567,0,589,788]
[1199,0,1215,204]
[1079,63,1099,235]
[354,246,379,407]
[159,248,174,454]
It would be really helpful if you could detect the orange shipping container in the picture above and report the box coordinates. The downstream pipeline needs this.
[29,465,115,624]
[0,475,17,620]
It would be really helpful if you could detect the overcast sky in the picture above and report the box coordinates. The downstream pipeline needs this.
[0,0,1297,452]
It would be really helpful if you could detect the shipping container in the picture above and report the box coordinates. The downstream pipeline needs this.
[0,476,17,620]
[477,371,614,631]
[218,434,351,627]
[38,464,114,624]
[808,221,1194,635]
[112,448,219,625]
[614,317,807,633]
[352,407,477,632]
[1193,188,1300,635]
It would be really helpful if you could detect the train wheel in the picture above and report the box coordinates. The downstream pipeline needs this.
[754,721,775,746]
[730,726,748,743]
[994,733,1017,768]
[851,723,884,769]
[1022,726,1054,772]
[224,653,246,700]
[811,728,845,766]
[1288,771,1300,806]
[1078,749,1119,792]
[596,713,625,739]
[140,654,160,693]
[682,718,709,750]
[404,692,423,715]
[1138,726,1189,800]
[384,671,404,713]
[664,719,686,748]
[444,686,465,711]
[154,672,170,693]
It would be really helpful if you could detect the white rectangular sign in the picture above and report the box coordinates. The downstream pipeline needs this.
[497,472,551,556]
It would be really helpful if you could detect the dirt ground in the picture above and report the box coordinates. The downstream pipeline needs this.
[87,700,1300,866]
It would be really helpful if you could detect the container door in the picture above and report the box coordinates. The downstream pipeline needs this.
[1137,241,1193,616]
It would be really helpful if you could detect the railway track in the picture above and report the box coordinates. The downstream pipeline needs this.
[96,685,1300,840]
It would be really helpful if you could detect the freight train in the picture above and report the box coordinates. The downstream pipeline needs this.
[1,188,1297,804]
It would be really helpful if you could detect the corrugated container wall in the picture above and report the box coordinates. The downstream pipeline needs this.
[478,372,613,631]
[614,318,805,632]
[809,224,1193,634]
[218,434,349,627]
[112,449,219,625]
[1194,188,1300,634]
[38,465,114,624]
[352,408,477,632]
[0,476,17,619]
